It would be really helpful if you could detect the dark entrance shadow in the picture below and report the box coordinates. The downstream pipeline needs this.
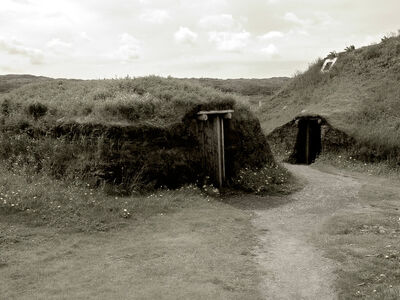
[291,118,321,165]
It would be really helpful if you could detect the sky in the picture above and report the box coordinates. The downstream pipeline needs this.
[0,0,399,79]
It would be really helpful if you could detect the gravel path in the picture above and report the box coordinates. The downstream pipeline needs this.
[253,164,362,300]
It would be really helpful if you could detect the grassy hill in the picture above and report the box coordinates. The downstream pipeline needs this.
[0,76,237,127]
[188,77,291,111]
[0,76,295,195]
[0,74,51,94]
[258,34,400,162]
[189,77,290,96]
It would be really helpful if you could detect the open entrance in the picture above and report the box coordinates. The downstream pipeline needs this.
[293,117,322,164]
[197,110,233,188]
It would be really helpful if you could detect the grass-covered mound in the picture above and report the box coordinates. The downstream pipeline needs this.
[259,33,400,166]
[188,77,290,96]
[0,76,281,193]
[0,74,51,94]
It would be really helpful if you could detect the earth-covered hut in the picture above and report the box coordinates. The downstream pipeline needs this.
[258,35,400,167]
[0,76,275,192]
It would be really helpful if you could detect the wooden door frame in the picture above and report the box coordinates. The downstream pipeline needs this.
[197,110,233,188]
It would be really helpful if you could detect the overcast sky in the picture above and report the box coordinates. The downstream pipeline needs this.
[0,0,399,79]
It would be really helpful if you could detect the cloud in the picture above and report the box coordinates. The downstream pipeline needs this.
[139,9,171,24]
[284,12,311,26]
[0,36,44,64]
[258,31,284,40]
[174,27,198,45]
[208,31,251,52]
[46,38,71,53]
[313,12,337,27]
[260,44,279,57]
[198,14,237,30]
[79,32,92,42]
[0,64,21,72]
[113,33,141,62]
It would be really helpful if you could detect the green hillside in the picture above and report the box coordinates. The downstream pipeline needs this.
[259,34,400,151]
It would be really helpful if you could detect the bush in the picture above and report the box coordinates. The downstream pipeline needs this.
[344,45,355,52]
[27,102,48,120]
[363,45,381,60]
[291,59,325,90]
[231,163,293,195]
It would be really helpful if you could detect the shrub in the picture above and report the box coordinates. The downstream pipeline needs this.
[327,51,338,59]
[1,99,10,116]
[27,102,48,120]
[231,163,294,195]
[363,45,381,60]
[344,45,355,52]
[291,59,325,90]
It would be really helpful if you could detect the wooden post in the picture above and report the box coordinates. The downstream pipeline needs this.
[220,117,225,184]
[215,116,223,188]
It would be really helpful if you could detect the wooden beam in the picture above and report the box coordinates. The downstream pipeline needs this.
[197,110,234,115]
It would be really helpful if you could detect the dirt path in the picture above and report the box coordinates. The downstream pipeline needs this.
[253,164,362,300]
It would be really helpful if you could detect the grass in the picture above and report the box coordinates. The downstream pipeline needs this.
[0,74,50,94]
[0,75,284,193]
[0,162,212,232]
[191,77,290,96]
[314,152,400,179]
[0,76,236,128]
[311,160,400,299]
[322,184,400,299]
[0,175,262,299]
[258,33,400,166]
[229,162,299,195]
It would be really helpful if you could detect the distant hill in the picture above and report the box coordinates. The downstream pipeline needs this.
[189,77,291,96]
[258,34,400,152]
[184,77,291,112]
[0,74,51,94]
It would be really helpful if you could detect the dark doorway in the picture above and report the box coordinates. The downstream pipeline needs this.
[293,118,321,164]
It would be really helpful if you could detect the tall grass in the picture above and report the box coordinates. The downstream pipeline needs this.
[264,34,400,166]
[0,76,236,128]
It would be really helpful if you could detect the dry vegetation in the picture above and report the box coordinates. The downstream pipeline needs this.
[258,33,400,167]
[313,162,400,299]
[0,76,236,127]
[0,183,263,299]
[0,75,296,231]
[0,76,291,192]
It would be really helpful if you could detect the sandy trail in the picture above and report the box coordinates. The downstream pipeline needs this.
[253,164,362,300]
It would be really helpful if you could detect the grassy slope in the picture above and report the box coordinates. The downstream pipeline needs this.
[0,75,290,129]
[0,74,51,94]
[190,77,291,113]
[189,77,290,96]
[258,35,400,150]
[0,76,237,128]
